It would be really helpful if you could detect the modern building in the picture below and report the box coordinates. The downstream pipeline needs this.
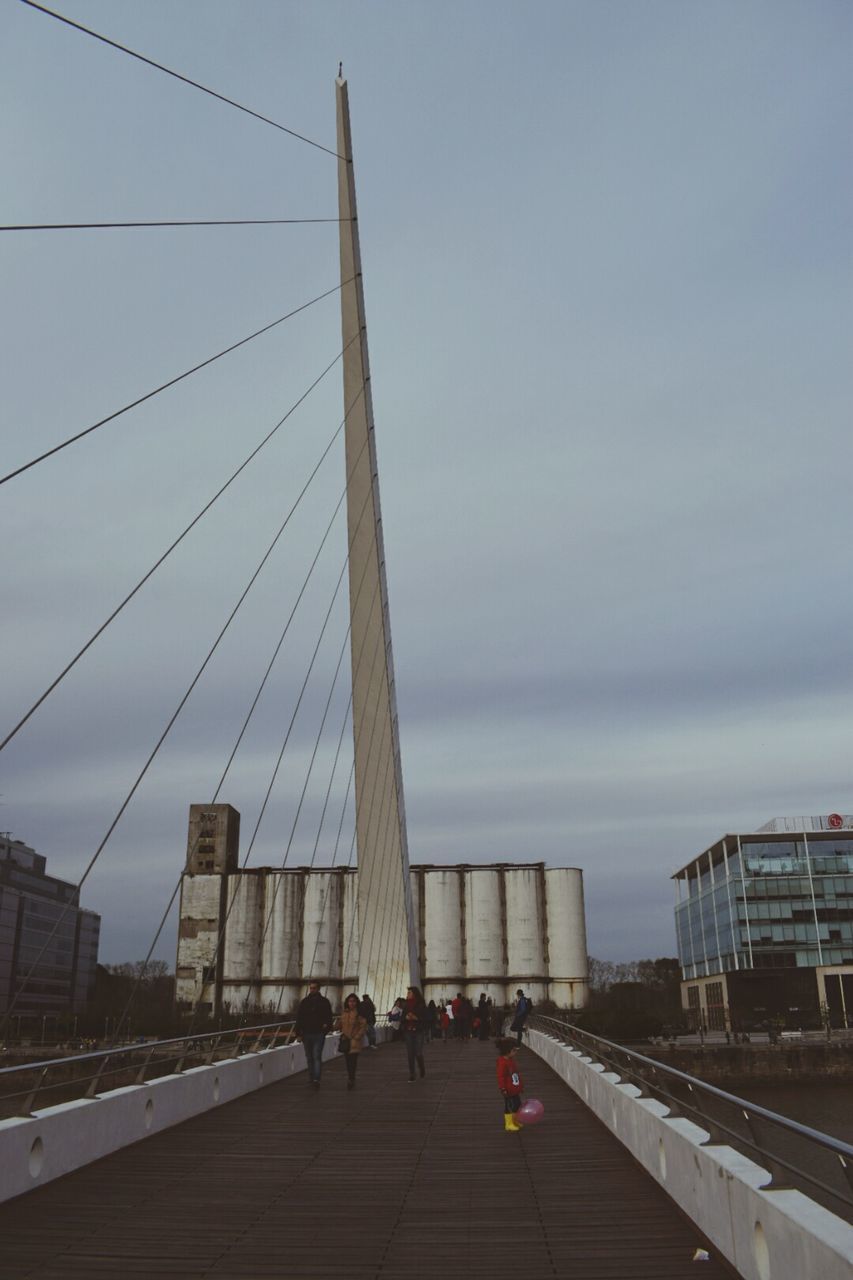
[176,804,589,1015]
[673,815,853,1030]
[0,833,100,1020]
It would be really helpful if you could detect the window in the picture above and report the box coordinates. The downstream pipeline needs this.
[706,981,726,1030]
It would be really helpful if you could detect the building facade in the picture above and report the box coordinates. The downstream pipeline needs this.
[673,815,853,1030]
[0,833,100,1019]
[176,805,589,1015]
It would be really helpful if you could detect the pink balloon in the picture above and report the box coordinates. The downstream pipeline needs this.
[516,1099,544,1125]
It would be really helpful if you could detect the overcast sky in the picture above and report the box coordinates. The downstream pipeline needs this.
[1,0,851,968]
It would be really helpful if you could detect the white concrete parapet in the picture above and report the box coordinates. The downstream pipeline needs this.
[528,1027,853,1280]
[0,1033,353,1204]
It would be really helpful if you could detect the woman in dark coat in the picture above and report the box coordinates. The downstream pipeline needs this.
[477,993,490,1040]
[402,985,428,1082]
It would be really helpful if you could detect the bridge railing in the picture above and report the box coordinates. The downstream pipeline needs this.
[0,1019,297,1118]
[530,1013,853,1224]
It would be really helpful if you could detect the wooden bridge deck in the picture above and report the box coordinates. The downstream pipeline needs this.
[0,1038,734,1279]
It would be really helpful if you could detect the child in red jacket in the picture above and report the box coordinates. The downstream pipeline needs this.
[496,1037,524,1132]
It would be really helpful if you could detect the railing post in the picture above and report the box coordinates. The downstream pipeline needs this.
[134,1045,157,1085]
[85,1052,111,1099]
[838,1153,853,1197]
[172,1038,193,1074]
[740,1109,794,1190]
[17,1065,50,1116]
[689,1092,728,1146]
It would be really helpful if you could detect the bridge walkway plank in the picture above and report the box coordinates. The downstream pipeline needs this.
[0,1038,734,1279]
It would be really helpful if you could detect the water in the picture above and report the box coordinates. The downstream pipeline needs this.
[739,1082,853,1145]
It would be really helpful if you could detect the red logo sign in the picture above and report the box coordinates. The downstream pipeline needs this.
[828,813,843,829]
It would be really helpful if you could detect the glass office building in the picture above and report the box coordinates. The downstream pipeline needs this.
[0,833,100,1019]
[673,817,853,1030]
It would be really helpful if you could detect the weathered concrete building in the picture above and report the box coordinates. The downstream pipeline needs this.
[176,804,589,1015]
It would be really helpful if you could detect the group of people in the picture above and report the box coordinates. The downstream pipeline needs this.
[293,981,533,1097]
[387,988,531,1043]
[293,981,378,1090]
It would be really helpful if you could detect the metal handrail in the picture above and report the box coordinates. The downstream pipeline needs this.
[0,1015,390,1116]
[0,1019,297,1116]
[530,1013,853,1221]
[0,1020,294,1078]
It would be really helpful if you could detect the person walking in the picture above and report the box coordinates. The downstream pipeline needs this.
[359,993,377,1048]
[294,980,333,1088]
[477,993,490,1041]
[496,1036,524,1132]
[337,993,368,1090]
[458,994,473,1041]
[510,988,532,1047]
[426,999,438,1040]
[402,985,428,1082]
[439,1002,450,1042]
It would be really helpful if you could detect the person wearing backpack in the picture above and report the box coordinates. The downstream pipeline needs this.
[510,988,532,1046]
[358,993,377,1048]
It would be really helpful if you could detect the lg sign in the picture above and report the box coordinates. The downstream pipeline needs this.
[828,813,844,830]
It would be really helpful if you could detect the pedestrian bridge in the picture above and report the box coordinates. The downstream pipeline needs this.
[1,1023,851,1280]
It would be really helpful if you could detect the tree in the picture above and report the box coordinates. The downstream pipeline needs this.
[83,961,176,1040]
[580,956,685,1041]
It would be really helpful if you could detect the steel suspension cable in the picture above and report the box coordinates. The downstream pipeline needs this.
[181,557,351,1039]
[333,634,393,996]
[292,696,354,995]
[111,465,359,1041]
[0,279,352,487]
[274,620,352,889]
[336,623,402,998]
[189,652,354,1028]
[359,743,401,1010]
[1,219,348,231]
[240,532,385,1018]
[237,468,372,872]
[350,747,397,1013]
[339,707,394,1001]
[255,621,353,993]
[0,440,354,1033]
[19,1,345,160]
[303,586,382,879]
[0,345,362,757]
[366,711,414,1007]
[338,823,360,992]
[271,586,384,1010]
[172,437,375,1037]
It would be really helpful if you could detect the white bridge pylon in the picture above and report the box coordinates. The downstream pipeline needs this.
[336,77,419,1014]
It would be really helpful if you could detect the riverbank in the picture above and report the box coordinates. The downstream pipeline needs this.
[638,1041,853,1087]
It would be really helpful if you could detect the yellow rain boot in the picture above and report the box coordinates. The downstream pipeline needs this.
[504,1112,521,1132]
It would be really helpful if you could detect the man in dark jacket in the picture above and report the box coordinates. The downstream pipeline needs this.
[294,981,333,1087]
[358,994,377,1048]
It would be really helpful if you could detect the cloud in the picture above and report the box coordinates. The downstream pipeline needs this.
[1,0,851,971]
